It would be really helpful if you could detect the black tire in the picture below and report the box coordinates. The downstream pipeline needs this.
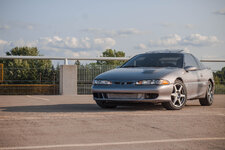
[95,100,117,108]
[162,79,187,110]
[199,81,214,106]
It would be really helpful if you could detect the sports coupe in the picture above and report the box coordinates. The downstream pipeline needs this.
[92,50,214,110]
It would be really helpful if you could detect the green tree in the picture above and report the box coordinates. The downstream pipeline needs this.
[97,49,126,66]
[6,47,40,56]
[0,47,55,84]
[213,67,225,94]
[213,67,225,85]
[214,76,220,85]
[74,60,80,66]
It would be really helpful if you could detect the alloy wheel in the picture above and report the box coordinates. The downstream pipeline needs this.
[207,83,213,103]
[171,83,186,107]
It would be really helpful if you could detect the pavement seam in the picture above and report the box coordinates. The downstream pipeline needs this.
[26,95,50,101]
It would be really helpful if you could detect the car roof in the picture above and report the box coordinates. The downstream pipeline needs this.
[145,49,187,54]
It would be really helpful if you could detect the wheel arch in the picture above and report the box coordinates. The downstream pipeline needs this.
[175,77,189,97]
[208,78,214,92]
[175,77,183,83]
[208,78,214,87]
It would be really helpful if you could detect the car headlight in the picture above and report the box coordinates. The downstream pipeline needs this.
[135,79,170,85]
[93,80,112,85]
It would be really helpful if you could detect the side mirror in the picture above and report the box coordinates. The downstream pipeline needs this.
[184,66,198,71]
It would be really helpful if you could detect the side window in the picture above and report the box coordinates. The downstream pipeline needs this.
[184,54,199,68]
[134,56,146,66]
[193,56,205,69]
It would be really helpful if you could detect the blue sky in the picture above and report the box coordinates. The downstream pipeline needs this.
[0,0,225,68]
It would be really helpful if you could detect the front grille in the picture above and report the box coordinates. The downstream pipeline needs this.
[93,93,158,100]
[93,93,108,98]
[113,82,134,85]
[94,93,143,99]
[144,93,158,99]
[108,93,143,99]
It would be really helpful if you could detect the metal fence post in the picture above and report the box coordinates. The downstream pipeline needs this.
[64,58,68,65]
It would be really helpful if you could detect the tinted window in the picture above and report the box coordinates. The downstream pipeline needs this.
[184,54,199,68]
[122,53,183,68]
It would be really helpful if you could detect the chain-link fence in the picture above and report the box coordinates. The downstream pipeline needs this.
[77,65,117,94]
[215,83,225,94]
[0,66,59,95]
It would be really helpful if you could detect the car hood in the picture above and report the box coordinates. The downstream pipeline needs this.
[95,67,181,81]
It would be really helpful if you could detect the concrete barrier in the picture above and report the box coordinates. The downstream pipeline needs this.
[60,65,77,95]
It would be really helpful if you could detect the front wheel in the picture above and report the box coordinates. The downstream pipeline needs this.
[199,81,214,106]
[162,80,187,110]
[95,100,117,109]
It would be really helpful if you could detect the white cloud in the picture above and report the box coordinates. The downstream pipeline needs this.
[27,25,34,30]
[137,33,220,49]
[94,37,116,49]
[82,28,143,37]
[185,24,194,29]
[183,47,191,53]
[117,28,141,36]
[149,34,182,46]
[135,43,147,50]
[0,22,35,31]
[37,36,115,50]
[0,39,10,55]
[83,28,115,37]
[9,39,38,47]
[0,36,116,57]
[214,8,225,15]
[0,39,9,45]
[80,37,91,48]
[65,37,79,48]
[39,36,82,49]
[16,23,35,30]
[63,50,80,57]
[181,34,219,46]
[38,36,116,57]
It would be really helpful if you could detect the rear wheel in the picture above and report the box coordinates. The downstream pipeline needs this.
[199,81,214,106]
[95,100,117,108]
[163,80,187,110]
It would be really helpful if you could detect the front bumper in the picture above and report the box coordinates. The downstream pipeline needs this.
[91,84,173,103]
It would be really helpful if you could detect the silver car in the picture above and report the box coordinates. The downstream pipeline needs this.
[92,50,214,110]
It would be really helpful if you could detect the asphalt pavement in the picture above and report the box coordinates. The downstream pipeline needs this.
[0,95,225,150]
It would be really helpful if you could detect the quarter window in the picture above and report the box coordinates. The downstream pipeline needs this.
[184,54,199,68]
[193,56,205,69]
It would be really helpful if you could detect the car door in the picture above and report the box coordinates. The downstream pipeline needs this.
[183,54,201,99]
[193,55,208,97]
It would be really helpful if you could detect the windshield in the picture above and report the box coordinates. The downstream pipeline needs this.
[122,53,184,68]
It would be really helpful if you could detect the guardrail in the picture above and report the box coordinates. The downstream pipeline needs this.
[0,56,130,65]
[200,59,225,62]
[1,56,225,64]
